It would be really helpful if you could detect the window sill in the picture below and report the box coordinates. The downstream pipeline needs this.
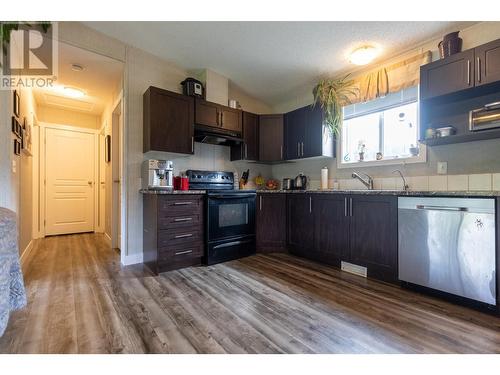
[337,148,427,169]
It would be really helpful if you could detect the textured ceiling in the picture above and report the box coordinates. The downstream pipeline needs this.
[84,21,474,107]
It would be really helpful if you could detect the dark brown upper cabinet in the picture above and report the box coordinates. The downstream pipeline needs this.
[475,38,500,86]
[284,104,334,160]
[259,114,284,162]
[420,49,475,100]
[231,111,259,161]
[143,87,194,154]
[194,98,242,134]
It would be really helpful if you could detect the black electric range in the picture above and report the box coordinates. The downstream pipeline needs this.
[186,170,256,265]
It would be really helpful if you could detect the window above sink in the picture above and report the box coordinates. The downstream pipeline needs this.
[338,85,426,169]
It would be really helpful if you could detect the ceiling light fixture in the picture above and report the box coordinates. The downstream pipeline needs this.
[71,63,84,72]
[63,86,86,98]
[349,45,379,66]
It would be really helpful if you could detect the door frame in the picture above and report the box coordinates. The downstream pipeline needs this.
[39,122,98,237]
[111,99,122,251]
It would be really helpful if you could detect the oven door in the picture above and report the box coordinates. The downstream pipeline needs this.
[207,193,256,241]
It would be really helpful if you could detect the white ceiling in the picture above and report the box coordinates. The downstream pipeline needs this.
[84,21,474,107]
[33,42,124,116]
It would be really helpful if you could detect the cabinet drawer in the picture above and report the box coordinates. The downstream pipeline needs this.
[159,243,204,262]
[158,228,203,248]
[158,195,204,216]
[158,211,203,229]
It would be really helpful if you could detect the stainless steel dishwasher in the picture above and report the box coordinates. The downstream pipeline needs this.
[398,197,496,306]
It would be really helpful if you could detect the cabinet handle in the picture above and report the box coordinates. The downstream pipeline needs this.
[467,60,471,85]
[173,201,193,206]
[349,198,353,217]
[280,145,283,160]
[309,196,312,213]
[297,142,300,157]
[220,111,224,126]
[245,143,248,159]
[477,57,481,83]
[191,136,194,152]
[344,197,348,217]
[174,233,193,239]
[174,217,193,222]
[259,195,262,211]
[301,142,304,157]
[216,110,219,126]
[175,249,193,256]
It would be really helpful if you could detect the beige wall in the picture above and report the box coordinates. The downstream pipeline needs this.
[37,106,100,130]
[271,21,500,182]
[228,82,273,114]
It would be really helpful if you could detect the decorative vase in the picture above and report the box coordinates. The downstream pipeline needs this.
[439,31,462,58]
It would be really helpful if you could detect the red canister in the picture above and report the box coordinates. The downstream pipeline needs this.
[173,176,182,190]
[180,176,189,191]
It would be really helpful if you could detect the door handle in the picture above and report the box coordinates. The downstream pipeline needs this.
[467,60,471,85]
[213,239,253,250]
[174,217,193,222]
[174,233,193,239]
[175,249,193,256]
[477,57,481,83]
[88,181,93,186]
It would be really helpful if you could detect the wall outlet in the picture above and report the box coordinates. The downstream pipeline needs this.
[437,162,448,175]
[11,160,16,173]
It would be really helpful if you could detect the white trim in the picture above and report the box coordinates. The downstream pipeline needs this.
[337,145,427,169]
[20,240,34,266]
[104,232,112,246]
[121,252,143,266]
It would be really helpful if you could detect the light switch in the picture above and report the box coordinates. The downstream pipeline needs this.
[11,160,16,173]
[437,162,448,175]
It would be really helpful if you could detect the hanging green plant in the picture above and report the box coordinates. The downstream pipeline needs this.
[0,22,51,68]
[312,75,358,136]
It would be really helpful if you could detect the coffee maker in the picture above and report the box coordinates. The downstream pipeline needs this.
[143,159,174,190]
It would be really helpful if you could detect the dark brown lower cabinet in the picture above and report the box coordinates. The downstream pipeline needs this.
[349,195,398,283]
[143,194,205,274]
[313,194,350,267]
[285,193,398,283]
[256,193,286,253]
[287,194,314,257]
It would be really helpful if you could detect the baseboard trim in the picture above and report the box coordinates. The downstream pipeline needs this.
[121,253,143,266]
[20,240,34,266]
[104,232,111,246]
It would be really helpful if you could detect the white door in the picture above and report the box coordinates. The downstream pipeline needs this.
[45,127,95,235]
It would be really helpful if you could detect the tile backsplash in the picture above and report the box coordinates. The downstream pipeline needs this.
[307,173,500,191]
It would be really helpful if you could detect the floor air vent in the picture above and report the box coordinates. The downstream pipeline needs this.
[341,261,367,278]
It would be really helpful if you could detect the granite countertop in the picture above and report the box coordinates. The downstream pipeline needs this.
[256,189,500,197]
[140,189,206,195]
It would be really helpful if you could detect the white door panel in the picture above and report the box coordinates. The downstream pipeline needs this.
[45,127,95,235]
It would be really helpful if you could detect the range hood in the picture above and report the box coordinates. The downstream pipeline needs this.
[194,125,243,146]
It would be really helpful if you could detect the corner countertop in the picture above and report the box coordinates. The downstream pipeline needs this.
[140,189,206,195]
[256,189,500,197]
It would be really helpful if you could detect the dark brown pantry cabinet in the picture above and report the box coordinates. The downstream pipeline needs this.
[259,114,284,162]
[143,87,194,154]
[195,98,242,134]
[143,194,205,274]
[256,193,286,253]
[230,111,259,161]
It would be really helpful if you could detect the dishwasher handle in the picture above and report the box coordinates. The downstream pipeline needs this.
[416,205,468,212]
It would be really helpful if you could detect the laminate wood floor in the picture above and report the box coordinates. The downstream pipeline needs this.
[1,233,499,353]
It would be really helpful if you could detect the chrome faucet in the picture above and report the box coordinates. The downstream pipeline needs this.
[392,169,409,191]
[352,171,374,190]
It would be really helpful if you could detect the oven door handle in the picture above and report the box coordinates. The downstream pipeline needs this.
[209,194,256,199]
[213,239,254,250]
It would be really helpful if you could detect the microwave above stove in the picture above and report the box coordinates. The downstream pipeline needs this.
[469,101,500,132]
